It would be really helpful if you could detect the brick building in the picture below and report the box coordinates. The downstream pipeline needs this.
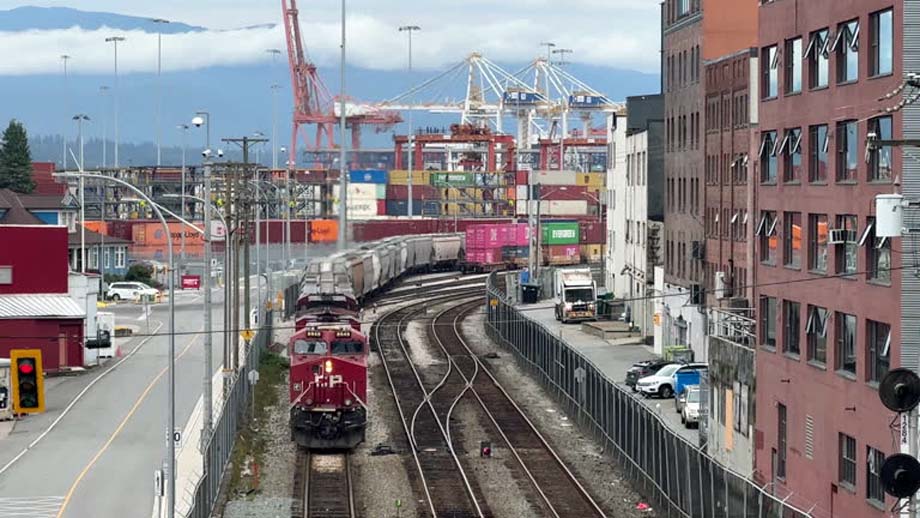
[753,1,901,515]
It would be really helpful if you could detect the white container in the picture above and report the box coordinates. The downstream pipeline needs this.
[516,185,529,200]
[533,170,577,186]
[875,193,904,238]
[516,201,529,216]
[539,200,588,216]
[347,183,378,200]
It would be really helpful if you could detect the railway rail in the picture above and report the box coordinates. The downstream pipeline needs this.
[432,300,607,518]
[292,451,355,518]
[373,292,489,518]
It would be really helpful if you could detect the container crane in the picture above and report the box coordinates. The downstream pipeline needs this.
[282,0,401,168]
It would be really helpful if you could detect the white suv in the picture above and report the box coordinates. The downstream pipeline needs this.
[107,282,158,301]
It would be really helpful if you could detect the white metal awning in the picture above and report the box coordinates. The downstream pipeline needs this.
[0,294,85,319]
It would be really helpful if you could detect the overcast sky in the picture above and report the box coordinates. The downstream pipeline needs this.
[0,0,661,75]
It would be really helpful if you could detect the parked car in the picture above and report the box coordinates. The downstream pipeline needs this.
[636,363,683,398]
[625,359,673,391]
[675,382,701,413]
[681,386,702,428]
[106,282,158,301]
[673,363,709,411]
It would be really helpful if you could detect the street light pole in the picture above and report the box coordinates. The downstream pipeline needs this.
[266,48,282,171]
[61,54,70,170]
[105,36,126,169]
[73,114,89,272]
[178,124,189,274]
[56,172,177,518]
[100,86,110,168]
[338,0,348,251]
[152,19,170,167]
[399,25,420,219]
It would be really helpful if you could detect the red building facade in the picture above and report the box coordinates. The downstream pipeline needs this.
[753,1,901,515]
[0,225,84,371]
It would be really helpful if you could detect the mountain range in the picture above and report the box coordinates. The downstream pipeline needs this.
[0,6,661,167]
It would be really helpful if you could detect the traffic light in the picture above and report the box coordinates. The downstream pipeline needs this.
[10,349,44,414]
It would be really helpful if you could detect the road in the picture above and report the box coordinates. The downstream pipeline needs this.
[0,281,256,518]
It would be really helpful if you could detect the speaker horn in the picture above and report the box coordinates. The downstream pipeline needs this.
[879,368,920,413]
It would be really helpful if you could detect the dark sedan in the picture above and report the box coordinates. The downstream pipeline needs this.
[625,359,673,390]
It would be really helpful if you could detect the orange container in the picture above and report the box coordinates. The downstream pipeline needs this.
[83,220,108,234]
[132,222,206,247]
[310,219,338,243]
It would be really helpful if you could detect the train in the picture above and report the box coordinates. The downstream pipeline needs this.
[288,233,466,450]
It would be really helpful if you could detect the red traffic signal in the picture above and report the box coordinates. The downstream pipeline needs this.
[18,361,34,375]
[10,350,44,415]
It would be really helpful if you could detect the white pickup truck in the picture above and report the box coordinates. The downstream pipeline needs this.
[554,267,597,323]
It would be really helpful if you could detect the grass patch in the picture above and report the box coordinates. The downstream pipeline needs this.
[227,348,289,496]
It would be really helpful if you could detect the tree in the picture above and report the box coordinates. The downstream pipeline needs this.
[0,120,35,193]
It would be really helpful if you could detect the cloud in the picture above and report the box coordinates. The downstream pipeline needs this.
[0,2,660,76]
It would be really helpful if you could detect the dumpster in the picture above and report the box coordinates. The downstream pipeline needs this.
[521,282,541,304]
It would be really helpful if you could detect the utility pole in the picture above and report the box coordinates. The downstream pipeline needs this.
[202,162,214,436]
[178,124,189,274]
[338,0,348,250]
[152,19,170,167]
[399,25,421,219]
[100,85,110,168]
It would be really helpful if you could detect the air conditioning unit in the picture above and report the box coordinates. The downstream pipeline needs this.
[828,229,858,244]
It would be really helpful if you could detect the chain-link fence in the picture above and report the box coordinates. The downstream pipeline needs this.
[485,272,814,518]
[185,308,273,518]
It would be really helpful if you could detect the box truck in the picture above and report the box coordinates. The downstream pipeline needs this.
[554,267,597,323]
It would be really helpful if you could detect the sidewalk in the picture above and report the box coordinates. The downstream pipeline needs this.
[516,299,698,443]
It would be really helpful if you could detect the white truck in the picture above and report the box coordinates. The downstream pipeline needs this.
[554,267,597,323]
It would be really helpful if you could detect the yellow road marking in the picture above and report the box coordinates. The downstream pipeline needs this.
[55,335,201,518]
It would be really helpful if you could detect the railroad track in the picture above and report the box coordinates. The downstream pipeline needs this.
[292,451,355,518]
[431,299,607,518]
[373,293,488,518]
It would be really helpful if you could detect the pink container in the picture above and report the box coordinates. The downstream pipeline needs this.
[514,224,529,246]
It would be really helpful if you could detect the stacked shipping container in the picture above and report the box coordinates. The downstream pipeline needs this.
[465,223,530,267]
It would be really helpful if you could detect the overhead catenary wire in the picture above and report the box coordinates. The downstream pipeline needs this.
[5,261,911,341]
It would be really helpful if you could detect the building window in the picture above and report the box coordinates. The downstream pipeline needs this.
[784,212,802,269]
[835,215,858,275]
[806,305,829,365]
[762,45,779,98]
[808,124,829,182]
[784,300,801,356]
[760,296,777,348]
[867,320,891,384]
[785,37,802,94]
[836,312,857,375]
[103,247,111,269]
[760,130,778,183]
[809,214,828,272]
[757,211,778,264]
[839,433,857,488]
[807,28,830,88]
[678,0,690,16]
[115,247,126,268]
[867,446,886,505]
[836,120,858,182]
[835,20,860,83]
[864,217,891,283]
[777,403,787,479]
[868,116,893,182]
[870,9,893,77]
[782,128,802,182]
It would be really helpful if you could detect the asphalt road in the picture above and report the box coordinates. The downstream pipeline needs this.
[0,282,256,518]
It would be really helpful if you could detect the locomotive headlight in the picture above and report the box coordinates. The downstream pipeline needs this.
[344,398,353,407]
[305,398,313,406]
[324,360,333,374]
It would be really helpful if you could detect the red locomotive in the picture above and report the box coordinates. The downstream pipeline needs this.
[288,315,368,450]
[295,293,362,332]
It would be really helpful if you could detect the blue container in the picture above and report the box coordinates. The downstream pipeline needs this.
[385,200,424,216]
[674,364,707,397]
[349,169,388,184]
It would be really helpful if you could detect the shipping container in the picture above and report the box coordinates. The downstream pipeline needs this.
[441,187,484,201]
[536,185,588,201]
[132,222,207,247]
[516,201,528,216]
[580,244,604,263]
[349,169,388,184]
[543,244,581,266]
[579,221,606,244]
[538,200,589,216]
[431,172,475,187]
[532,170,577,186]
[515,171,529,185]
[516,185,529,201]
[575,172,606,187]
[386,184,438,200]
[506,187,516,200]
[388,170,432,186]
[541,221,580,245]
[377,200,387,216]
[347,183,378,200]
[309,219,338,243]
[385,200,424,217]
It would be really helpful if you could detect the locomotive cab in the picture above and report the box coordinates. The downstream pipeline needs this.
[289,326,368,450]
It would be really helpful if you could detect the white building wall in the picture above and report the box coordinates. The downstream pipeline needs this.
[656,283,708,362]
[605,116,627,293]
